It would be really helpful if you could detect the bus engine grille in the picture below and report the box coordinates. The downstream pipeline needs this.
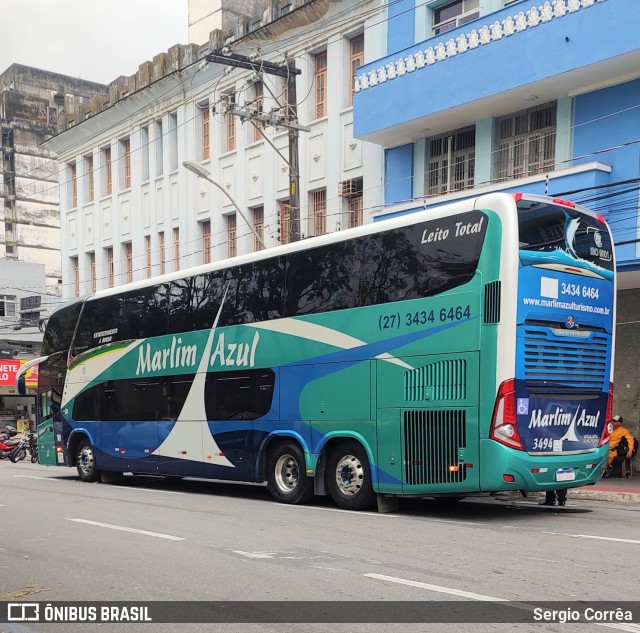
[523,328,608,394]
[404,359,467,402]
[403,410,467,485]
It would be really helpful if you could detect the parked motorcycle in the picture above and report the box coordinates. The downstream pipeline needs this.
[8,430,37,463]
[0,426,21,460]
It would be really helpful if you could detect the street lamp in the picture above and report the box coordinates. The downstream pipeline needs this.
[182,160,266,250]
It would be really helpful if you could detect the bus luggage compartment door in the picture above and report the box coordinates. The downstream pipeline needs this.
[376,352,480,494]
[36,419,57,466]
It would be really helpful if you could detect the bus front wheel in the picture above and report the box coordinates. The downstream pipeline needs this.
[326,441,375,511]
[266,441,314,505]
[76,439,101,483]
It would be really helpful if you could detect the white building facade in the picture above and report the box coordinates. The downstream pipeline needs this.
[45,0,385,299]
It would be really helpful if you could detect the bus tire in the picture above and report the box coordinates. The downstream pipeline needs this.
[76,439,101,483]
[266,441,314,505]
[326,441,375,511]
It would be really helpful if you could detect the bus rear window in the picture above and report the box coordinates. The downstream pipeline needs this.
[517,201,614,273]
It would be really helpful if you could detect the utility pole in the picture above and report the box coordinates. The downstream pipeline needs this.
[206,51,307,242]
[286,56,300,242]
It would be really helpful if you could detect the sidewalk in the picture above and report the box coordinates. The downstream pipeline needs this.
[533,474,640,504]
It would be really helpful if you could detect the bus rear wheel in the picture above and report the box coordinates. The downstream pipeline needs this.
[76,439,101,483]
[266,441,314,505]
[326,441,375,511]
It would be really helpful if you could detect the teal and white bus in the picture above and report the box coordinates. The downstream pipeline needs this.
[31,192,615,510]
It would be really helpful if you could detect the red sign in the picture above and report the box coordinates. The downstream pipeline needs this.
[0,360,21,386]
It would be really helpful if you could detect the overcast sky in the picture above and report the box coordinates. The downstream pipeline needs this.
[0,0,189,85]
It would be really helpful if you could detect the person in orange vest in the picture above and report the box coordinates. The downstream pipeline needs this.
[607,415,635,469]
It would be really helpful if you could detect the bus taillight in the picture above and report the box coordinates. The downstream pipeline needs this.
[599,382,614,447]
[490,379,524,450]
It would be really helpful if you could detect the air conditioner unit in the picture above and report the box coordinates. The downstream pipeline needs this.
[338,178,363,198]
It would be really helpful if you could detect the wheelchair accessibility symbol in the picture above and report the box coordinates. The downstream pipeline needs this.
[517,398,529,415]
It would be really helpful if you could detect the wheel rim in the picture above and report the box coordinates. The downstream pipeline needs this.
[274,453,300,493]
[334,453,364,496]
[78,445,94,476]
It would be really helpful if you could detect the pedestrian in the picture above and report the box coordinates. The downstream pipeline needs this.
[605,415,635,476]
[540,489,567,506]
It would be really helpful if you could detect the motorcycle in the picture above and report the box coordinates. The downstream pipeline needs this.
[0,426,22,460]
[8,430,38,463]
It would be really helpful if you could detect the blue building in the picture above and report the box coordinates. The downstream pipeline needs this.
[353,0,640,422]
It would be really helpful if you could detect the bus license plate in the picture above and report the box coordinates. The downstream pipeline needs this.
[556,468,575,482]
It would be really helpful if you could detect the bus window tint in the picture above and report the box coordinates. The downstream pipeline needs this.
[169,273,224,333]
[121,285,169,339]
[42,301,83,355]
[223,260,284,324]
[169,259,285,333]
[361,212,486,305]
[285,242,360,316]
[74,374,194,422]
[163,375,193,421]
[205,369,275,420]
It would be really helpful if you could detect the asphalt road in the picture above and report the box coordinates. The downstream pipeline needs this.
[1,460,640,633]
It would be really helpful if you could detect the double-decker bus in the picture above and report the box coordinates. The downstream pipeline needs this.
[29,192,615,511]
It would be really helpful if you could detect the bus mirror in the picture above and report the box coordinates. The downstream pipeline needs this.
[17,374,26,396]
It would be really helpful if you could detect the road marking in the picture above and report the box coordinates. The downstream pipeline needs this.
[67,518,185,541]
[281,505,398,518]
[365,573,510,602]
[14,475,59,481]
[233,550,277,559]
[365,573,640,631]
[543,531,640,545]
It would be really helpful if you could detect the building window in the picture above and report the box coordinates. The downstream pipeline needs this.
[86,155,94,202]
[145,236,152,278]
[310,189,327,237]
[348,196,363,228]
[0,295,16,317]
[173,228,180,270]
[104,147,112,195]
[427,126,476,196]
[159,231,165,275]
[71,257,79,297]
[155,120,164,176]
[201,220,211,265]
[253,206,264,251]
[432,0,480,36]
[106,247,114,288]
[201,105,210,160]
[252,81,264,142]
[141,126,150,181]
[70,163,78,208]
[227,214,237,258]
[349,35,364,106]
[494,102,557,182]
[279,200,291,244]
[89,252,96,293]
[169,113,178,172]
[314,51,327,119]
[125,243,133,283]
[120,138,131,190]
[225,93,236,152]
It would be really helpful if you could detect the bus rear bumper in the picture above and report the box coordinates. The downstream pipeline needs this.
[479,440,608,492]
